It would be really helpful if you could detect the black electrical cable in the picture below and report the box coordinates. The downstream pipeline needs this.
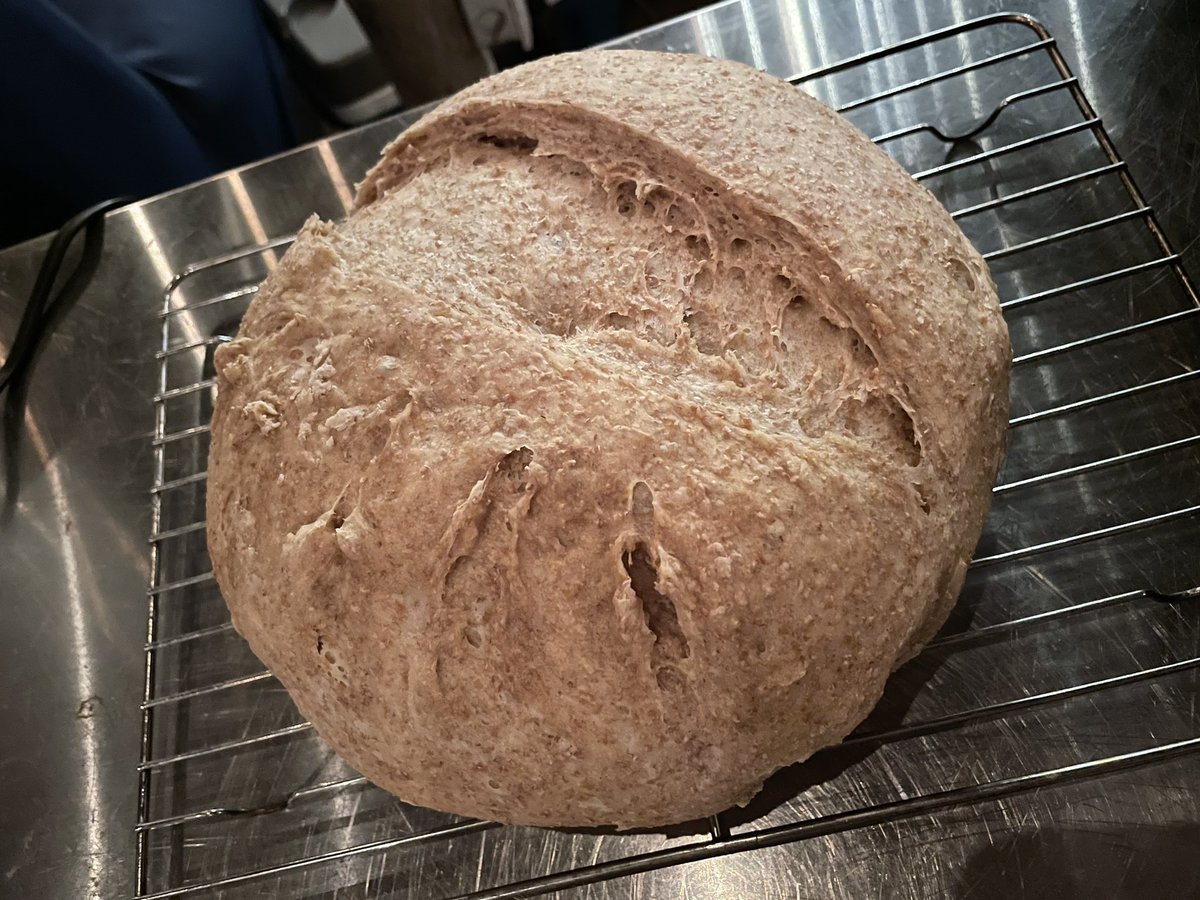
[0,198,127,393]
[1,197,128,517]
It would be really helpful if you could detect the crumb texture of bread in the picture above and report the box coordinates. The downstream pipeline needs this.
[206,50,1010,828]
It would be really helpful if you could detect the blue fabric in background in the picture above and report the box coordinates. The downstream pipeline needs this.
[0,0,295,246]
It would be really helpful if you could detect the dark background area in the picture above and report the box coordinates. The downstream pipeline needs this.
[0,0,708,249]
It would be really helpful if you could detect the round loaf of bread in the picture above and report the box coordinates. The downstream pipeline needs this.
[207,50,1010,828]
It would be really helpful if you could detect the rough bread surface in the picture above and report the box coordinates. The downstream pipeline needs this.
[207,50,1010,828]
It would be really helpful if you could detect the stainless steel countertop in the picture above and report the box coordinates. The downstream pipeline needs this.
[2,2,1198,898]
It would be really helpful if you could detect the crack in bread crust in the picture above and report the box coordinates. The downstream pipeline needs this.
[361,104,929,475]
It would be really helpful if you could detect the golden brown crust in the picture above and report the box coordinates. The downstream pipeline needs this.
[207,50,1010,828]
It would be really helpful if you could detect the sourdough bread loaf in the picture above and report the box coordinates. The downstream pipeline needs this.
[207,49,1010,828]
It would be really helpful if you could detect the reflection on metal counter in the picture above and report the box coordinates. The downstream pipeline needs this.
[0,2,1198,899]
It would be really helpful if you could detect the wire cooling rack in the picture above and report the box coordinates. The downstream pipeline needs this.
[137,12,1200,899]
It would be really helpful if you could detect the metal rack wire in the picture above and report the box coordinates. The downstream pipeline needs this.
[136,12,1200,899]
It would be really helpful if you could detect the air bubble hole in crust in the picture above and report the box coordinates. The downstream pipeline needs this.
[946,256,977,292]
[615,180,637,216]
[622,543,690,666]
[685,234,711,260]
[476,133,539,152]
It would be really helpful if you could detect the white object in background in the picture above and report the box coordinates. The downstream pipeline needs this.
[260,0,400,124]
[461,0,535,71]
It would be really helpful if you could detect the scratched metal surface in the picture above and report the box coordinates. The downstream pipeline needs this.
[1,2,1198,899]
